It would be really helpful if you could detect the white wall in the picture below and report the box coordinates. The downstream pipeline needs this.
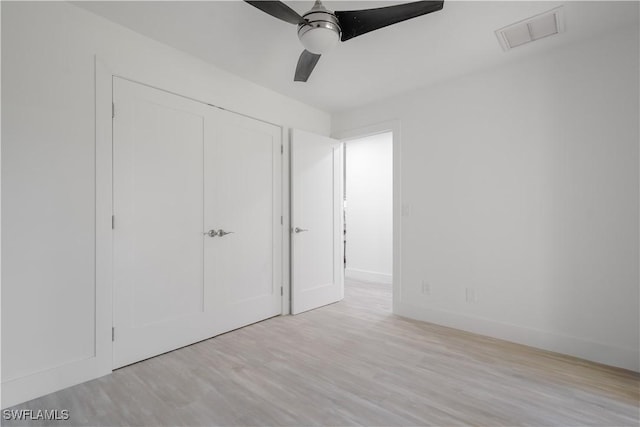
[333,25,640,371]
[345,133,393,284]
[1,1,329,407]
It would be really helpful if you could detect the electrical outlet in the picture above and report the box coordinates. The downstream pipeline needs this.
[465,288,476,303]
[421,280,431,295]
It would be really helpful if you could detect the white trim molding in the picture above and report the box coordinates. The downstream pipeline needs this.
[396,301,640,373]
[345,268,392,285]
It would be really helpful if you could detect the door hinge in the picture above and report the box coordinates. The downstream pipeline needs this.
[281,286,283,296]
[281,145,283,154]
[112,102,115,119]
[112,215,115,229]
[112,327,115,342]
[280,215,283,225]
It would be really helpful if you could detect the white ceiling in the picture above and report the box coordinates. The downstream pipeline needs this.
[75,1,638,113]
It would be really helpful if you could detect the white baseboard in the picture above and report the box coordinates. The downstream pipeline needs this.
[395,301,640,373]
[1,356,111,409]
[345,268,392,285]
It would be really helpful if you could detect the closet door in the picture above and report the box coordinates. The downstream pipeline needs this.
[113,78,281,368]
[113,78,213,368]
[204,109,282,333]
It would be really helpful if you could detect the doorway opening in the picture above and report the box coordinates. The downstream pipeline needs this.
[342,131,393,312]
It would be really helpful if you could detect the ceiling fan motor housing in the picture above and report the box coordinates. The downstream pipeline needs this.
[297,1,341,54]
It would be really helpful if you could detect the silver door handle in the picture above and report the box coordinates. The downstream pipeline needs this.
[217,229,234,237]
[294,227,308,233]
[204,229,219,237]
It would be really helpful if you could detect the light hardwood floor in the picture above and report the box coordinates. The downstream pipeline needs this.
[5,279,639,426]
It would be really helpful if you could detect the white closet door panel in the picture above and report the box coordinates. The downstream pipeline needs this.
[204,110,282,331]
[127,103,204,327]
[113,78,211,368]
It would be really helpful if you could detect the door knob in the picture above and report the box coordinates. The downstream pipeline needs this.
[217,229,234,237]
[294,227,308,233]
[204,229,219,237]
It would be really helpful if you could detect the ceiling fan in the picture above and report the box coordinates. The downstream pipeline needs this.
[245,0,444,82]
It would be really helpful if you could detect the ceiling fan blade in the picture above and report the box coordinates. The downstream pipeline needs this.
[294,50,321,82]
[244,1,306,25]
[335,1,444,42]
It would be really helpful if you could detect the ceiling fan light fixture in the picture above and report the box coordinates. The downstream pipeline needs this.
[297,0,341,55]
[298,25,340,54]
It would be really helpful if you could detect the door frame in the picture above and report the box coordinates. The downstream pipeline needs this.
[332,121,402,312]
[96,59,288,371]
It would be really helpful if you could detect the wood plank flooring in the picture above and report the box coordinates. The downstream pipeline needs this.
[5,279,639,426]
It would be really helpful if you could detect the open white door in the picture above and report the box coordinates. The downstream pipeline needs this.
[291,129,343,314]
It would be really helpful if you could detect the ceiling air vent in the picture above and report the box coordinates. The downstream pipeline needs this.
[495,6,565,52]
